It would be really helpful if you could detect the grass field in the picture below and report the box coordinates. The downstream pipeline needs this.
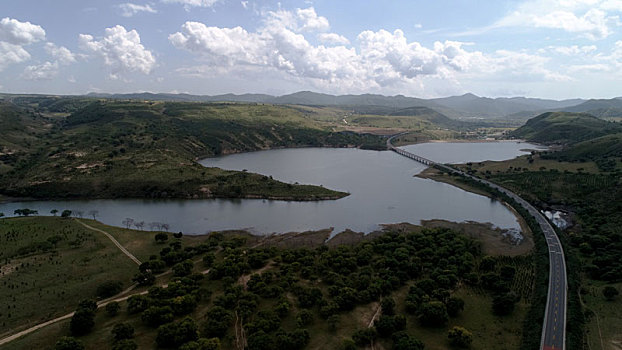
[582,282,622,350]
[0,217,138,335]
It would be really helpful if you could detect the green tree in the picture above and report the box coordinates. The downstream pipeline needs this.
[51,209,58,216]
[141,306,174,327]
[70,309,95,336]
[111,340,137,350]
[352,328,377,347]
[381,297,396,316]
[603,285,619,301]
[447,297,465,317]
[105,302,120,317]
[127,295,150,314]
[178,338,221,350]
[392,331,425,350]
[448,326,473,348]
[203,306,233,338]
[173,259,194,277]
[111,323,134,341]
[54,337,85,350]
[492,291,519,316]
[418,301,448,327]
[155,232,169,243]
[156,317,199,348]
[61,209,72,218]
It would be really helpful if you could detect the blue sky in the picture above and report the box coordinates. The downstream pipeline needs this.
[1,0,621,99]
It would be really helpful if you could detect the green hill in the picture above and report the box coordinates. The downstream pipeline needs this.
[510,112,621,144]
[0,98,387,200]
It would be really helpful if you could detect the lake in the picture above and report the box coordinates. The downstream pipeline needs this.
[0,141,541,235]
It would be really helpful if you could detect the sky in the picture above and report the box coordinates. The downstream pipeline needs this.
[1,0,621,99]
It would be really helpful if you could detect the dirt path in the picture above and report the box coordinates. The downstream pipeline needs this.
[76,219,141,265]
[0,268,211,347]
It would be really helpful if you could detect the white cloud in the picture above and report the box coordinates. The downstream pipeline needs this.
[0,17,45,45]
[22,61,58,80]
[44,43,76,65]
[548,45,598,55]
[295,7,329,32]
[0,41,30,71]
[79,25,156,75]
[494,0,622,40]
[169,7,571,92]
[318,33,350,45]
[118,3,157,17]
[161,0,220,9]
[241,1,248,9]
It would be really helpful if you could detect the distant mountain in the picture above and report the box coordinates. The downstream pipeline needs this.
[83,91,597,120]
[431,93,584,118]
[562,98,622,118]
[510,112,622,144]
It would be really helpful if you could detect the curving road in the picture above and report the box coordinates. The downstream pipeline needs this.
[387,135,567,350]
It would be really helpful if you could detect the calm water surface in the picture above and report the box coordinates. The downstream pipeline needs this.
[0,142,540,235]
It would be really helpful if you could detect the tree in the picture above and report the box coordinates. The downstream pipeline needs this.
[112,323,135,341]
[75,210,84,218]
[105,302,120,317]
[134,221,145,230]
[173,259,194,277]
[51,209,58,216]
[173,231,184,238]
[161,223,170,232]
[156,317,198,348]
[447,297,465,317]
[603,286,619,301]
[155,232,169,243]
[14,208,38,216]
[111,340,138,350]
[381,297,396,316]
[179,338,221,350]
[142,306,174,327]
[127,295,150,314]
[375,315,406,337]
[418,301,448,327]
[54,337,85,350]
[88,210,99,220]
[96,281,123,298]
[203,306,233,338]
[352,329,377,347]
[392,331,425,350]
[61,210,72,218]
[492,291,519,316]
[70,309,95,336]
[448,326,473,348]
[0,212,4,218]
[122,218,134,229]
[132,271,155,286]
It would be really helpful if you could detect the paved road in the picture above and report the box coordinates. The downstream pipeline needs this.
[387,136,567,350]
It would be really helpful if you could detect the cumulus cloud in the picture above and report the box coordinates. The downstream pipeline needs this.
[0,41,31,71]
[22,61,58,80]
[0,17,45,45]
[79,25,156,75]
[494,0,622,40]
[547,45,598,55]
[161,0,220,9]
[318,33,350,45]
[44,43,76,65]
[118,3,157,17]
[169,7,570,92]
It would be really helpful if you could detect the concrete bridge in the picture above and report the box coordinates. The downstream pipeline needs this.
[386,133,567,350]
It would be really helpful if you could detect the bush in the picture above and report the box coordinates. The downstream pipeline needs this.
[447,297,465,317]
[106,302,120,317]
[96,281,123,298]
[179,338,221,350]
[448,326,473,348]
[492,291,519,316]
[54,337,84,350]
[141,306,174,327]
[352,328,377,346]
[112,323,135,341]
[392,331,425,350]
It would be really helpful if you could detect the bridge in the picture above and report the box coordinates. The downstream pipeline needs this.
[387,133,567,350]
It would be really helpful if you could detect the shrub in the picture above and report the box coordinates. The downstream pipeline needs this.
[96,281,123,298]
[54,337,84,350]
[448,326,473,348]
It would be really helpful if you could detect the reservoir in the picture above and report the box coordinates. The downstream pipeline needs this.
[0,141,541,235]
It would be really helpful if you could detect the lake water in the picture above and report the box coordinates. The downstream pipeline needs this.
[0,141,540,235]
